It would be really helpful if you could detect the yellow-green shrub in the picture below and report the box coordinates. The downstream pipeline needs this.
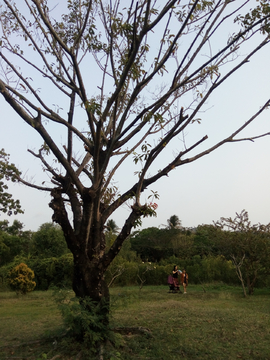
[7,263,36,294]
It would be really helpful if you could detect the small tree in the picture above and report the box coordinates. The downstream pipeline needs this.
[167,215,182,229]
[7,263,36,295]
[215,210,270,295]
[105,219,119,248]
[105,219,119,235]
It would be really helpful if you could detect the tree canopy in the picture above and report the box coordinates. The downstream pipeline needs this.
[32,222,69,258]
[0,220,32,265]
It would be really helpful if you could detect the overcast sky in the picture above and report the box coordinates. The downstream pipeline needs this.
[1,1,270,232]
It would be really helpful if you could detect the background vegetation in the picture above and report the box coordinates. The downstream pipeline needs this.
[1,211,270,295]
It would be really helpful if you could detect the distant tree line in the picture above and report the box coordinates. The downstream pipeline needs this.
[129,212,270,295]
[1,211,270,295]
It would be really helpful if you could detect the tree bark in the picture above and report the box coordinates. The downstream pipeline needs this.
[73,253,109,304]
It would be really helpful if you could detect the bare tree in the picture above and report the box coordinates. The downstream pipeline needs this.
[0,0,270,336]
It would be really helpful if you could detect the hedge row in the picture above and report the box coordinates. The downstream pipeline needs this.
[0,254,73,290]
[105,255,238,287]
[2,254,269,291]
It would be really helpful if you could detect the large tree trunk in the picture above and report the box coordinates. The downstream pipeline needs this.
[70,252,110,342]
[49,187,142,343]
[73,254,109,303]
[50,191,111,340]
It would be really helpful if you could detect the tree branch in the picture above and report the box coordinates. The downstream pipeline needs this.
[0,79,85,194]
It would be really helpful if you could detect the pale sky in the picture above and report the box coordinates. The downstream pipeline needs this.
[1,1,270,232]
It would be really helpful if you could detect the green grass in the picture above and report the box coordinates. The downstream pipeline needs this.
[0,291,65,359]
[110,285,270,359]
[1,285,270,359]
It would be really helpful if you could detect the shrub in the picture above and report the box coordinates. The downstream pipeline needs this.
[7,262,36,294]
[54,290,115,352]
[30,254,73,290]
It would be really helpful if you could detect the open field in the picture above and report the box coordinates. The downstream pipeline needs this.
[1,284,270,359]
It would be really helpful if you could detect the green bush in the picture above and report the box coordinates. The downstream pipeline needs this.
[54,290,115,352]
[7,262,36,294]
[0,261,15,290]
[30,254,73,290]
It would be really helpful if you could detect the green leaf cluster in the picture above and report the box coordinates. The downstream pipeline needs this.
[32,222,69,258]
[54,291,114,351]
[236,0,270,35]
[0,220,32,266]
[0,149,23,216]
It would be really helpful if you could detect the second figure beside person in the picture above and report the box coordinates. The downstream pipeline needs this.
[181,269,188,294]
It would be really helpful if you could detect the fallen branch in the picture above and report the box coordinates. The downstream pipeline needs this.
[75,350,83,360]
[50,356,61,360]
[113,326,152,337]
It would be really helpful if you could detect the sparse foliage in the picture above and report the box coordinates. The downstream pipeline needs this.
[0,149,23,216]
[215,210,270,295]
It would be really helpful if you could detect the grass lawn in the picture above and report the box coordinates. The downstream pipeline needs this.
[0,284,270,359]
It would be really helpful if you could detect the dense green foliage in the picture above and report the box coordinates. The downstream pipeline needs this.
[106,212,270,292]
[0,221,72,290]
[1,211,270,294]
[0,220,33,265]
[55,291,116,352]
[32,222,69,259]
[130,227,196,261]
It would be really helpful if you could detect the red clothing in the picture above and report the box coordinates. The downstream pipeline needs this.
[172,277,179,289]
